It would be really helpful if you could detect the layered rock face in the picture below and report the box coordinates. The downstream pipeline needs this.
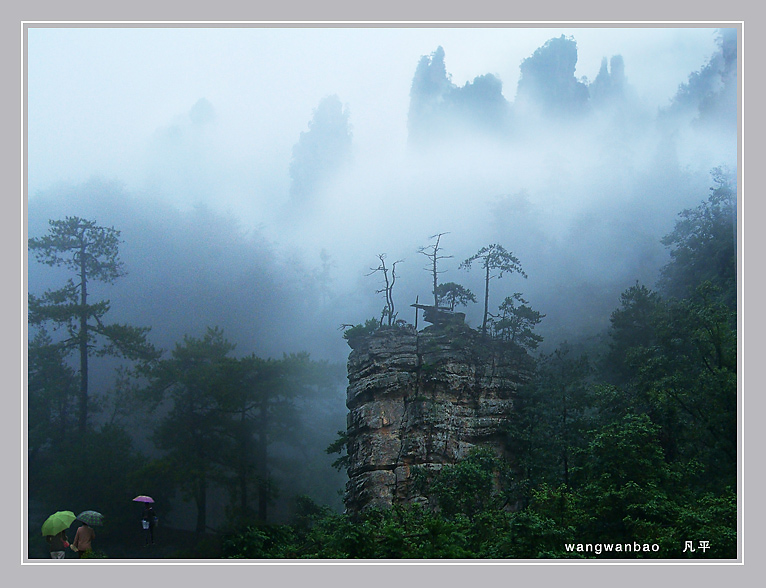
[344,322,533,513]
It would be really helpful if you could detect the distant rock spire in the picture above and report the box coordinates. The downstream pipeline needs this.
[289,94,353,202]
[514,35,590,119]
[407,46,510,145]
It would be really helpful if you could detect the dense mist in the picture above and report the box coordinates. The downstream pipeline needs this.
[26,26,738,533]
[30,28,736,354]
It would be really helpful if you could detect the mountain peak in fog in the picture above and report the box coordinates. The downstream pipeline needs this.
[514,34,590,119]
[190,98,215,126]
[289,94,353,202]
[408,35,595,146]
[407,46,510,146]
[589,55,628,106]
[406,30,736,146]
[663,27,737,130]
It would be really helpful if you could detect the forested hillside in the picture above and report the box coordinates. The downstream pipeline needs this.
[217,168,736,559]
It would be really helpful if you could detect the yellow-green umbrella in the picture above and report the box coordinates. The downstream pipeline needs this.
[41,511,76,536]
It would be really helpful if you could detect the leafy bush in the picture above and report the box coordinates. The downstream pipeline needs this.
[342,318,379,341]
[80,549,108,559]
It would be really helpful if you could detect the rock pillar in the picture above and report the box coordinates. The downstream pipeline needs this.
[344,322,533,513]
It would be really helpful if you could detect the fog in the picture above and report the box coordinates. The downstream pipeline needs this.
[26,24,738,528]
[29,26,736,361]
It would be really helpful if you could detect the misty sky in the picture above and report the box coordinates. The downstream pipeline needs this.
[26,24,737,363]
[28,26,720,201]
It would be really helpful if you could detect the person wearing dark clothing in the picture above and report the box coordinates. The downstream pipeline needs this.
[46,530,69,559]
[142,505,157,545]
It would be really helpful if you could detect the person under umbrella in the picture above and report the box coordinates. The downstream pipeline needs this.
[46,530,70,559]
[142,504,157,546]
[72,521,96,558]
[41,511,76,559]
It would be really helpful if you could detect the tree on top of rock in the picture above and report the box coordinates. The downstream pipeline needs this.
[435,282,477,312]
[418,232,453,308]
[460,244,527,335]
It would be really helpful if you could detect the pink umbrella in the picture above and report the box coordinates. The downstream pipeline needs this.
[132,495,154,503]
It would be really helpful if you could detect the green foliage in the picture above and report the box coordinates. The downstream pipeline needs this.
[222,523,300,559]
[325,430,349,471]
[506,344,592,496]
[491,292,545,349]
[28,330,78,457]
[460,243,526,280]
[460,243,527,334]
[673,488,737,558]
[495,506,581,558]
[497,169,736,559]
[598,278,735,488]
[220,428,735,560]
[145,327,339,529]
[80,549,108,559]
[30,424,148,534]
[146,327,239,532]
[659,167,736,308]
[427,447,511,519]
[605,282,662,386]
[220,455,581,559]
[28,216,159,433]
[223,505,475,559]
[434,282,476,311]
[28,217,125,282]
[218,168,735,560]
[584,413,668,490]
[342,317,379,341]
[291,495,335,530]
[632,282,736,490]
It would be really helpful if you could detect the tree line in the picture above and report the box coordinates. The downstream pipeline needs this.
[28,218,344,550]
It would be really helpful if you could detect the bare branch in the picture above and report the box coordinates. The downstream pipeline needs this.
[418,232,453,307]
[365,253,403,326]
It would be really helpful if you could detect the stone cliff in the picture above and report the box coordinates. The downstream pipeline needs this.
[343,320,534,513]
